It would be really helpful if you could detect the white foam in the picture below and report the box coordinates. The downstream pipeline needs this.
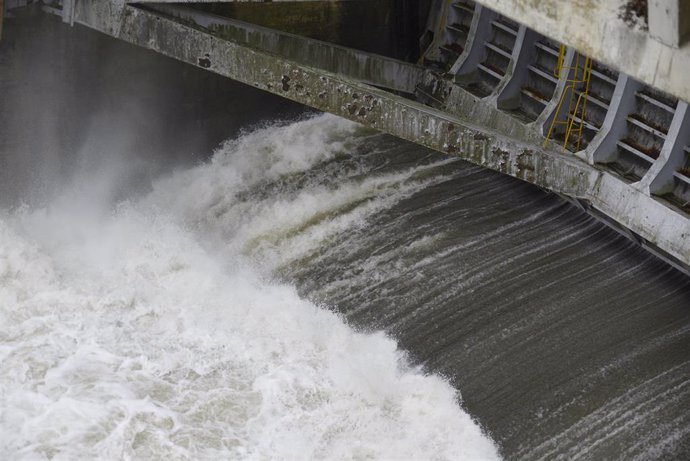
[0,114,500,460]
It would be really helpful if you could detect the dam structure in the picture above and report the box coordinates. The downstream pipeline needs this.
[3,3,690,460]
[4,0,690,273]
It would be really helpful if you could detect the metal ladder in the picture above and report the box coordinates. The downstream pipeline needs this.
[544,46,593,151]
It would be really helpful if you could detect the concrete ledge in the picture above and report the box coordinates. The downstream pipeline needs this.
[143,3,425,93]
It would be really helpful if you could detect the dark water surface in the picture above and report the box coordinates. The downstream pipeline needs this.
[273,134,690,459]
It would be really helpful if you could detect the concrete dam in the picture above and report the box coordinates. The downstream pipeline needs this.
[12,0,690,275]
[1,1,690,459]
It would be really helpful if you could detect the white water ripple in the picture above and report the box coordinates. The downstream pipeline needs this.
[0,114,500,460]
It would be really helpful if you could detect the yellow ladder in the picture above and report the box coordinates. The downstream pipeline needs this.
[544,45,593,152]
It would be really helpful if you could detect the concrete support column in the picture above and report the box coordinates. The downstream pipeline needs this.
[584,75,638,164]
[495,29,539,111]
[591,75,643,164]
[62,0,75,25]
[486,24,528,102]
[419,0,451,64]
[422,0,444,42]
[642,102,690,195]
[538,47,577,135]
[649,0,690,48]
[450,6,497,78]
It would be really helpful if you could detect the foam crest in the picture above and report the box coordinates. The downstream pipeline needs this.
[0,115,500,460]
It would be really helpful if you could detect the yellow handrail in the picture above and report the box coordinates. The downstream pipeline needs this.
[564,59,593,151]
[544,47,593,151]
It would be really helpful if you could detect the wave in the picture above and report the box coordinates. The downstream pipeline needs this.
[0,114,500,460]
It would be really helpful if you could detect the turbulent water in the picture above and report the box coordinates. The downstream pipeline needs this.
[3,112,689,460]
[0,116,501,459]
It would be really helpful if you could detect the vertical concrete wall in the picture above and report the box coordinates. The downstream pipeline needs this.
[649,0,690,48]
[647,102,690,194]
[587,75,641,164]
[190,0,429,60]
[452,6,497,79]
[472,0,690,105]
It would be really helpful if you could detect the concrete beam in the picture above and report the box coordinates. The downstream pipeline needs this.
[145,4,425,93]
[64,1,690,274]
[649,0,690,47]
[495,28,539,110]
[473,0,690,104]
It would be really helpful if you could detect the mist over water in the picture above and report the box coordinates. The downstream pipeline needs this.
[2,9,690,461]
[0,13,502,459]
[0,114,500,459]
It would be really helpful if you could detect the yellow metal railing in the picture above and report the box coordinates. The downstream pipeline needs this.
[544,45,593,152]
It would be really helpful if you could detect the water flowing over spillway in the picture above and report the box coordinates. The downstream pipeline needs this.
[0,116,502,459]
[2,113,690,459]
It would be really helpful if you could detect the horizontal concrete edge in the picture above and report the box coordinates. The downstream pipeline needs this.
[143,3,425,93]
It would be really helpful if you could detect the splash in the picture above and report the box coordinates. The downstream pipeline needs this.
[0,115,500,460]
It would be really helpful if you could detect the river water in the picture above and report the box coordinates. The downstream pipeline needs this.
[1,10,690,461]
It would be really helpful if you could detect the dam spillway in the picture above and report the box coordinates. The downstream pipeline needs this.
[1,1,690,459]
[12,0,690,275]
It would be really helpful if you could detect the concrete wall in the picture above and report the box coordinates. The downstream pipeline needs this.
[472,0,690,104]
[190,0,402,58]
[649,0,690,47]
[146,3,425,93]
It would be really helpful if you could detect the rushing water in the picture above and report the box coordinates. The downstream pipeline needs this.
[2,10,690,461]
[3,112,690,459]
[0,116,500,459]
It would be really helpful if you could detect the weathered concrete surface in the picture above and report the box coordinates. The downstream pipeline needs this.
[473,0,690,104]
[146,4,425,93]
[649,0,690,47]
[66,2,690,273]
[184,0,409,59]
